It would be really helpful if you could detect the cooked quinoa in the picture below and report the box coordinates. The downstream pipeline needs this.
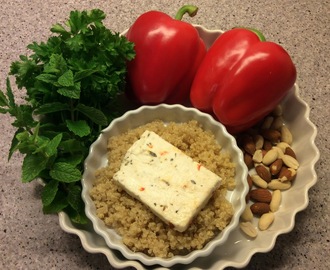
[90,120,236,258]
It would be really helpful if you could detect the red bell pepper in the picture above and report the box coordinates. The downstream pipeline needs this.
[126,5,206,104]
[190,28,296,133]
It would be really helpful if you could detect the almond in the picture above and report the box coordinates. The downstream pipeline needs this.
[244,152,254,169]
[281,125,293,145]
[268,179,292,190]
[276,142,291,153]
[250,188,272,203]
[262,148,278,165]
[270,190,282,212]
[251,174,268,189]
[247,174,253,190]
[263,140,273,151]
[261,129,281,144]
[253,134,264,150]
[243,135,256,155]
[272,146,284,159]
[245,193,250,203]
[270,159,283,176]
[240,222,258,238]
[282,154,299,169]
[252,149,263,163]
[258,212,275,231]
[255,165,272,182]
[278,167,297,182]
[250,202,270,216]
[272,104,283,116]
[270,116,284,130]
[261,116,274,129]
[241,205,254,222]
[284,147,297,159]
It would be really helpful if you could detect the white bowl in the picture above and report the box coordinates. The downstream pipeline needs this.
[81,104,249,267]
[58,25,320,270]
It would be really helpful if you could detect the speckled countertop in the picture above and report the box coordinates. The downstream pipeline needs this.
[0,0,329,269]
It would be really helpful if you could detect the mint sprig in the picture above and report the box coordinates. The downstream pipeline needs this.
[0,9,135,224]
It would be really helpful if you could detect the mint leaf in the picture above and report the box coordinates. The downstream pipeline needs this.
[59,139,85,154]
[68,184,83,212]
[65,206,88,224]
[41,180,59,206]
[36,73,57,84]
[57,82,81,99]
[22,154,48,182]
[43,190,68,214]
[76,103,108,126]
[50,162,81,183]
[44,133,63,157]
[74,69,97,81]
[66,119,90,137]
[44,54,67,74]
[34,102,70,114]
[11,104,35,128]
[58,70,74,87]
[57,154,83,166]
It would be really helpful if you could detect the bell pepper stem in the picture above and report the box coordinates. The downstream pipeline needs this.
[234,27,267,42]
[175,5,199,20]
[247,27,266,42]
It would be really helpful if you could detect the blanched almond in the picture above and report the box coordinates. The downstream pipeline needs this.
[272,146,284,159]
[241,205,254,222]
[261,116,274,129]
[253,134,264,150]
[281,126,293,145]
[252,149,264,163]
[251,174,268,189]
[282,154,299,169]
[270,190,281,212]
[271,116,284,130]
[268,179,292,190]
[276,142,291,153]
[240,222,258,238]
[258,212,275,231]
[262,148,278,165]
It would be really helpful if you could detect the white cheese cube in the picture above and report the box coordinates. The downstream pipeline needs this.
[113,130,221,232]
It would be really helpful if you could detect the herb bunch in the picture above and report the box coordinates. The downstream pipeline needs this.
[0,9,135,224]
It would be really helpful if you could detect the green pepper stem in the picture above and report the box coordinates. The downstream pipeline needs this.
[175,5,199,20]
[233,27,267,42]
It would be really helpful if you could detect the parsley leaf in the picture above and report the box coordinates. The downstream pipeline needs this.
[0,9,135,224]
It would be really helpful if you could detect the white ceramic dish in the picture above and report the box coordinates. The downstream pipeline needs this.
[58,25,320,269]
[80,104,249,267]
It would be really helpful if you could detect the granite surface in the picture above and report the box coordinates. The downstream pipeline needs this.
[0,0,329,269]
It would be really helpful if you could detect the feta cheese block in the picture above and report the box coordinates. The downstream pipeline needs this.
[113,130,222,232]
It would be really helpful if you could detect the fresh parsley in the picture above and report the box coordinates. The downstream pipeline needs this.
[0,9,135,224]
